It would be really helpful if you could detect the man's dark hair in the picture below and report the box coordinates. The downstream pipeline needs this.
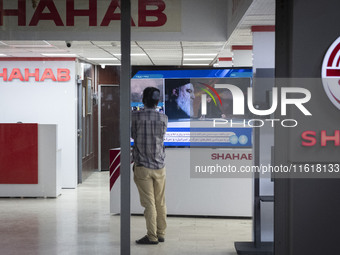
[143,87,160,108]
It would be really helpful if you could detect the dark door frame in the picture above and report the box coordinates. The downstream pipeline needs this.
[77,78,83,184]
[98,84,120,171]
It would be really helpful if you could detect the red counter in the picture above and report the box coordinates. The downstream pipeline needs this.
[0,124,61,197]
[0,123,38,184]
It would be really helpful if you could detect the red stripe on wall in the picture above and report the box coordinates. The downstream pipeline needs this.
[0,57,76,61]
[0,123,38,184]
[110,149,121,191]
[219,57,233,61]
[110,168,120,191]
[251,25,275,32]
[231,45,253,51]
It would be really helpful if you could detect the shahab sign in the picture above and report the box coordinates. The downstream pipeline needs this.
[0,0,181,32]
[0,68,70,82]
[322,37,340,110]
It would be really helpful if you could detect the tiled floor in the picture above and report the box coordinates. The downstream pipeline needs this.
[0,172,252,255]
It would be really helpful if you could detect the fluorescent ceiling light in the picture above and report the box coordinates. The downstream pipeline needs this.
[13,44,52,48]
[183,63,210,66]
[87,57,118,60]
[184,58,214,61]
[42,53,77,57]
[0,53,7,56]
[99,63,121,66]
[184,53,217,56]
[104,53,146,57]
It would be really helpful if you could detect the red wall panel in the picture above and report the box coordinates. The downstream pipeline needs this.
[0,124,38,184]
[109,148,120,191]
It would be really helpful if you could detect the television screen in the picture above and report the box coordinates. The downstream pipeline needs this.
[131,68,253,147]
[164,77,252,120]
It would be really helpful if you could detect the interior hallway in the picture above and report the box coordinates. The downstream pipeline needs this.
[0,171,251,255]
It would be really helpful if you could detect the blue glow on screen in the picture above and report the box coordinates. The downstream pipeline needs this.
[132,68,252,79]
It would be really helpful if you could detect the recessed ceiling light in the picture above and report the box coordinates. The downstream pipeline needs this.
[183,53,217,56]
[183,58,214,61]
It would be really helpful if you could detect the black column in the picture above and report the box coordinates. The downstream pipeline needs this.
[120,0,131,254]
[275,1,340,255]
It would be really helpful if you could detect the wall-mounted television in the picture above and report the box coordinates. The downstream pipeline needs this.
[131,67,253,147]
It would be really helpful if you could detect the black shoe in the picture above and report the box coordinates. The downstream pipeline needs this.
[136,235,159,245]
[158,237,165,242]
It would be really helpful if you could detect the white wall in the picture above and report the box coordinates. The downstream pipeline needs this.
[252,30,275,242]
[233,50,253,67]
[0,60,77,188]
[253,32,275,70]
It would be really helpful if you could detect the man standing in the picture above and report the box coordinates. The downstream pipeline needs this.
[131,87,168,245]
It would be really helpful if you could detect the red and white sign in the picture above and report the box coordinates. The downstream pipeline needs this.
[0,59,77,188]
[301,130,340,147]
[322,37,340,110]
[0,0,181,32]
[211,153,252,161]
[0,68,70,82]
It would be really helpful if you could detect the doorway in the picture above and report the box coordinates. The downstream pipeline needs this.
[98,85,120,171]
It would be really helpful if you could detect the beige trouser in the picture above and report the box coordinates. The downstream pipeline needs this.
[133,165,167,242]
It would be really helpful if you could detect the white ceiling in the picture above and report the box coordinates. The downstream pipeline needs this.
[0,0,275,67]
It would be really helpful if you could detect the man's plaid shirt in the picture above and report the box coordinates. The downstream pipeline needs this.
[131,108,168,169]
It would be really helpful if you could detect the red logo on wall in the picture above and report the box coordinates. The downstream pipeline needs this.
[301,130,340,147]
[0,0,167,28]
[0,68,70,82]
[322,37,340,110]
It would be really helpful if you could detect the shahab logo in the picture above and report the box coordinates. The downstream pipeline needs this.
[322,36,340,110]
